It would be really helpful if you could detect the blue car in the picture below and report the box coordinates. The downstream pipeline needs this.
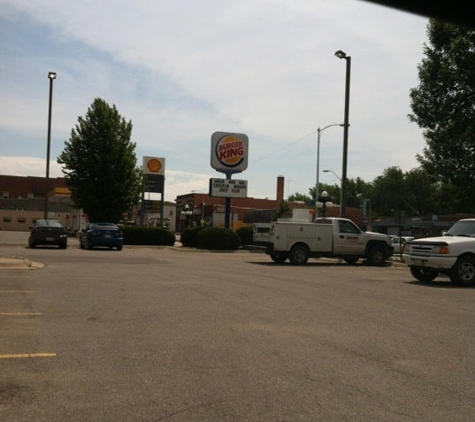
[80,222,123,251]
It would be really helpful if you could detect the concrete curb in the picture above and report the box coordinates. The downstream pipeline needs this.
[0,256,45,269]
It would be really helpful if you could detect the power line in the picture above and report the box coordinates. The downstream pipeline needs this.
[251,129,318,164]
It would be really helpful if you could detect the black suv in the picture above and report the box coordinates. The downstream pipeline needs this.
[28,219,68,249]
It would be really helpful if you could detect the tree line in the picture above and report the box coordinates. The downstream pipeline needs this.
[290,19,475,217]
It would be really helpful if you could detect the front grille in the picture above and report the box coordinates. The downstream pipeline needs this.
[410,244,433,255]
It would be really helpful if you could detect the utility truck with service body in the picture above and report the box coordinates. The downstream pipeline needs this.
[265,217,393,265]
[402,218,475,286]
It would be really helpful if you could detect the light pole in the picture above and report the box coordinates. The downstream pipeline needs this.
[316,191,333,218]
[181,204,193,229]
[44,71,56,219]
[315,124,343,217]
[335,49,351,218]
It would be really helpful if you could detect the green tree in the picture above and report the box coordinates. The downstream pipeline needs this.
[58,98,142,222]
[409,20,475,212]
[308,183,340,205]
[370,167,406,216]
[346,177,373,208]
[272,200,291,221]
[287,192,312,206]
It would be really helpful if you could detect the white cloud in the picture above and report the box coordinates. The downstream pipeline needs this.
[0,0,429,201]
[0,156,214,202]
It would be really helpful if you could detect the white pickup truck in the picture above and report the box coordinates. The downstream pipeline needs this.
[265,217,393,266]
[402,218,475,286]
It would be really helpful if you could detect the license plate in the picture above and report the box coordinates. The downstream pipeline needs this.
[412,259,425,266]
[104,235,111,238]
[46,237,54,241]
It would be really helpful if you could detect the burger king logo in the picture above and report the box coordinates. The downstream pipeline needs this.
[215,135,245,168]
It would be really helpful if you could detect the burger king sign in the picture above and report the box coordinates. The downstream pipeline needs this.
[210,132,249,175]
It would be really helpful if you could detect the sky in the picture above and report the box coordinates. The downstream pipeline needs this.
[0,0,429,203]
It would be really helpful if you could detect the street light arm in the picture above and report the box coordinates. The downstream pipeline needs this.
[323,169,342,182]
[319,123,344,134]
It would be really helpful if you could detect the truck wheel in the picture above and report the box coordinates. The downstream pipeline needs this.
[410,267,439,282]
[343,256,359,265]
[449,256,475,286]
[289,245,309,265]
[367,246,385,266]
[270,253,287,263]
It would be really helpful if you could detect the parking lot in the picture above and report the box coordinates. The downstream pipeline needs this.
[1,234,474,422]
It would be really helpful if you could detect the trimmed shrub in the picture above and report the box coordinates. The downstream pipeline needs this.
[236,225,253,245]
[180,227,204,247]
[122,226,176,246]
[196,227,241,250]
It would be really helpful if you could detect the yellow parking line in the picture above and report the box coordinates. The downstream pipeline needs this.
[0,353,56,359]
[0,290,35,294]
[0,312,42,316]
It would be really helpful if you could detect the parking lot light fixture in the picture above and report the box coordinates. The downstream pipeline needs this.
[44,71,56,219]
[334,50,351,218]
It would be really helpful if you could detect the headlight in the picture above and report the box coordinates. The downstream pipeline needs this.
[432,246,450,254]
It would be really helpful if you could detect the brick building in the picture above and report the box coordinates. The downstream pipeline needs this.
[1,174,365,233]
[0,175,75,231]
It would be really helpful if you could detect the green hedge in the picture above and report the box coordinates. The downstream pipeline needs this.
[236,225,253,245]
[196,227,241,250]
[121,226,176,246]
[180,227,204,247]
[180,227,241,250]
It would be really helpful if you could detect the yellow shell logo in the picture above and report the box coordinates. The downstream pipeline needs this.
[147,159,161,173]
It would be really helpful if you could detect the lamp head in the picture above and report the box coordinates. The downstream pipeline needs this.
[334,50,347,59]
[48,72,57,79]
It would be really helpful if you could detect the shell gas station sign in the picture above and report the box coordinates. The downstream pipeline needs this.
[143,156,165,176]
[143,156,165,194]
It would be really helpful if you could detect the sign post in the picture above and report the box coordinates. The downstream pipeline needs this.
[142,156,165,226]
[210,132,249,229]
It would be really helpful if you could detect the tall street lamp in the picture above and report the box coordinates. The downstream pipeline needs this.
[44,71,56,219]
[335,50,351,218]
[315,124,343,217]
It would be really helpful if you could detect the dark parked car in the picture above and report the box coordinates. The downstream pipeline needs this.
[80,222,124,251]
[28,219,68,249]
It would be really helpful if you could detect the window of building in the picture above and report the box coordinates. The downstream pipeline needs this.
[17,217,26,223]
[3,216,12,223]
[2,191,9,199]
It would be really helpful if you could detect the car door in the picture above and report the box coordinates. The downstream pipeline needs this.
[334,220,365,255]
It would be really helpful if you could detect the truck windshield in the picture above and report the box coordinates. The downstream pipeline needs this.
[445,221,475,237]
